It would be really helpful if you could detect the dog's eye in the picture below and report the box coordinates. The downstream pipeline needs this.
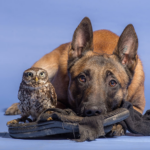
[78,75,86,82]
[109,80,117,87]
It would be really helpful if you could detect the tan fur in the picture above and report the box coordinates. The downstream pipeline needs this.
[32,30,145,114]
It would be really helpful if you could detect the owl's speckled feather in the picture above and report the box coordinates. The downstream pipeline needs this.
[18,67,57,121]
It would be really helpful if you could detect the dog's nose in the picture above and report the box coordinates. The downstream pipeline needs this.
[85,106,101,116]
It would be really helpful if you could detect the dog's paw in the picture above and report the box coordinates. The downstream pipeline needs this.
[106,124,125,137]
[5,103,21,115]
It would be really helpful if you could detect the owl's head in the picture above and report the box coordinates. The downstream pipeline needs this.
[22,67,49,86]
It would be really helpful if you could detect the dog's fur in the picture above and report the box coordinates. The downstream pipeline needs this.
[6,17,145,118]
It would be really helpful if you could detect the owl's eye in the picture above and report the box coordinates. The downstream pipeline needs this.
[25,72,33,77]
[28,72,33,77]
[40,72,45,77]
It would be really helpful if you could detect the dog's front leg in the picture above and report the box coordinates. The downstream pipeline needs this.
[5,101,66,115]
[5,103,21,115]
[106,124,125,137]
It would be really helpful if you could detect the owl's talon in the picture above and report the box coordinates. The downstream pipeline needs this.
[47,117,53,121]
[7,119,19,126]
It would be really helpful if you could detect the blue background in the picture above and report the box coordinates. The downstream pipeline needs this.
[0,0,150,149]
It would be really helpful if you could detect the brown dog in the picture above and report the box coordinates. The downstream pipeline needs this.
[6,17,145,134]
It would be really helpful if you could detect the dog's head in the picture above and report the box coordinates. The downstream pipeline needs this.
[67,17,138,116]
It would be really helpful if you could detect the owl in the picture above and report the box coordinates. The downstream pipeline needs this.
[18,67,57,121]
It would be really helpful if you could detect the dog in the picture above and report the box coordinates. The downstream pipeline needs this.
[6,17,145,135]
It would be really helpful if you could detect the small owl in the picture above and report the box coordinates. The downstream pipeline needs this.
[18,67,57,121]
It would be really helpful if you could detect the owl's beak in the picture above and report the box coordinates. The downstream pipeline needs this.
[35,76,38,83]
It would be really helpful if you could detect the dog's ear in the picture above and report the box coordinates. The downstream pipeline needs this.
[68,17,93,65]
[113,24,138,74]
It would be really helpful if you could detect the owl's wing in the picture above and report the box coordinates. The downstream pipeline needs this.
[18,89,22,101]
[49,82,57,106]
[18,83,23,101]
